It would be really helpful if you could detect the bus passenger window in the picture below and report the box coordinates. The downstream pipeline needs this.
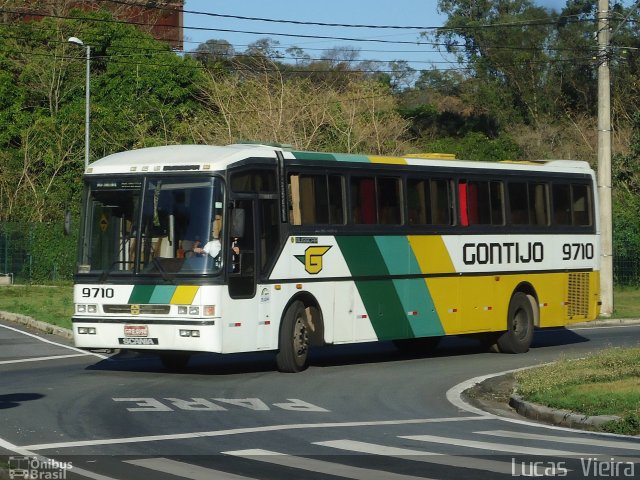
[377,177,402,225]
[508,182,529,224]
[531,183,549,225]
[571,184,592,226]
[407,178,429,225]
[490,181,505,225]
[552,184,571,225]
[328,175,345,224]
[351,176,376,224]
[431,179,452,225]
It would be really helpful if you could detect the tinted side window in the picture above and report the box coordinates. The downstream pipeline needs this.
[289,173,345,226]
[407,177,452,225]
[231,170,277,193]
[552,184,572,225]
[466,180,504,226]
[571,184,592,226]
[351,176,376,224]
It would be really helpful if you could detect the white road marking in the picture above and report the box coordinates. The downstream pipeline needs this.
[126,457,257,480]
[21,416,490,451]
[0,323,108,359]
[314,439,514,474]
[477,430,640,451]
[0,353,90,365]
[223,448,434,480]
[401,434,591,457]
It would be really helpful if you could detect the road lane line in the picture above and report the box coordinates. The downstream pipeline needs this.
[22,416,491,451]
[0,323,108,359]
[0,353,90,365]
[401,434,591,457]
[126,458,257,480]
[314,439,514,474]
[476,430,640,451]
[223,448,434,480]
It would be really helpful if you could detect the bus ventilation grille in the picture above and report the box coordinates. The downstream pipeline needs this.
[103,305,171,315]
[568,273,589,318]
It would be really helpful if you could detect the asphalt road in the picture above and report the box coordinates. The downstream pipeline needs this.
[1,321,639,480]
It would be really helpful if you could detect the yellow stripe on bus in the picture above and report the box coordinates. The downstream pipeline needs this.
[369,155,407,165]
[170,285,200,304]
[408,236,455,273]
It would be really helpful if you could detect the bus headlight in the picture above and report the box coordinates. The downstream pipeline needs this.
[204,305,215,316]
[77,327,96,335]
[188,306,199,315]
[179,329,200,337]
[76,304,97,314]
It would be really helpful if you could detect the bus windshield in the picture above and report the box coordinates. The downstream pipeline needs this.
[77,175,225,278]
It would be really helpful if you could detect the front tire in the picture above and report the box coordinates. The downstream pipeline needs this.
[495,292,535,354]
[276,301,310,373]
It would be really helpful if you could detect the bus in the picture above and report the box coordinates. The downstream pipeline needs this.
[72,143,600,372]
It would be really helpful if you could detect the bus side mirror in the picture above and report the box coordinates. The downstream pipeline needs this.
[63,209,72,236]
[230,208,245,238]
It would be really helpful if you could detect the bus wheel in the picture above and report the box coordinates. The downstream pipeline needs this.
[496,292,535,354]
[160,352,190,371]
[276,300,310,373]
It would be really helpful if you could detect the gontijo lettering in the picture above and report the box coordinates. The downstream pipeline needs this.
[463,242,544,265]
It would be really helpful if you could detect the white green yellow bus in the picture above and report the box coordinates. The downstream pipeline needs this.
[72,143,600,372]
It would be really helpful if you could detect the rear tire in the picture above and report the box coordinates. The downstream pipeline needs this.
[495,292,535,354]
[276,301,310,373]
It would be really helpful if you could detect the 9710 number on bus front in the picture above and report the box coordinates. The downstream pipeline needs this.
[562,243,594,261]
[81,287,115,298]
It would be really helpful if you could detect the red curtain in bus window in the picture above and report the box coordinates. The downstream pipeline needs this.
[458,181,469,226]
[466,181,480,224]
[360,178,376,224]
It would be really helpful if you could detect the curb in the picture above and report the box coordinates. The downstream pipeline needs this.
[508,394,621,430]
[0,311,73,340]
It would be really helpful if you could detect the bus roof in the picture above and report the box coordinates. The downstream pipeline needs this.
[85,144,594,176]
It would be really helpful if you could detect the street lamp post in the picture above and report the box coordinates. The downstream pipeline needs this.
[68,36,91,169]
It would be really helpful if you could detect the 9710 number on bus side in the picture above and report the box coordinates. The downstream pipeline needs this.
[562,243,594,261]
[81,287,114,298]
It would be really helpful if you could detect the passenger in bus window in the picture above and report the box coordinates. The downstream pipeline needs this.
[191,215,240,270]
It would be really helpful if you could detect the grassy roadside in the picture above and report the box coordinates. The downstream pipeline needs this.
[514,347,640,435]
[0,284,73,330]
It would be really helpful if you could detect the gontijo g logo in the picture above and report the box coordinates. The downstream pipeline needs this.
[295,246,332,274]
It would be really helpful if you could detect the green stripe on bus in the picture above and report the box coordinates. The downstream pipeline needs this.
[374,236,445,338]
[291,151,371,163]
[149,285,177,304]
[336,236,410,340]
[332,154,371,163]
[128,285,155,304]
[292,151,337,161]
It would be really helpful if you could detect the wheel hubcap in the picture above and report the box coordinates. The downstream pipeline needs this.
[293,317,309,357]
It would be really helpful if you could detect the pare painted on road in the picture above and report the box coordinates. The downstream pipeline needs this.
[113,397,330,412]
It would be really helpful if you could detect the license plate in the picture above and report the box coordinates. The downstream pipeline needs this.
[124,325,148,337]
[118,337,158,346]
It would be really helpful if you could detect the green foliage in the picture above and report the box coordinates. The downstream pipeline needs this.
[419,132,522,161]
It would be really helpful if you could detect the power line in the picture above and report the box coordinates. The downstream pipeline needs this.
[1,7,597,48]
[93,0,592,31]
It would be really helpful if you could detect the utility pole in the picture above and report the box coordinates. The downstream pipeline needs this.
[597,0,613,315]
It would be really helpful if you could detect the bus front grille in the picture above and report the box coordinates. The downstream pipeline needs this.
[103,304,171,315]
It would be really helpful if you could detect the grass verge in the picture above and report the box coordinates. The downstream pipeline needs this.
[0,285,73,330]
[514,347,640,435]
